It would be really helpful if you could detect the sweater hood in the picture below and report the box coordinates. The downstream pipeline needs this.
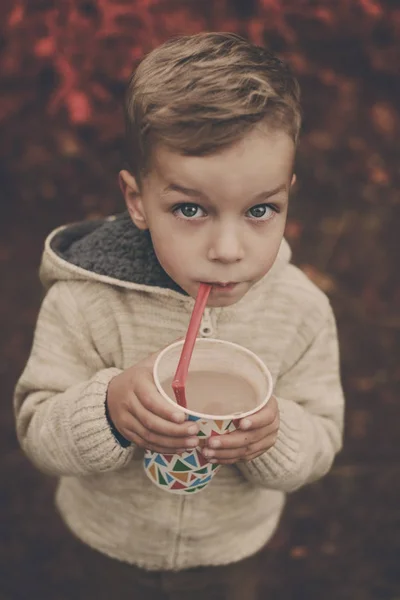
[40,212,292,299]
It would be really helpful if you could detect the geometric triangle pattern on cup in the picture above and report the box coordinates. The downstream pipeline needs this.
[144,448,221,495]
[195,417,237,437]
[143,414,237,495]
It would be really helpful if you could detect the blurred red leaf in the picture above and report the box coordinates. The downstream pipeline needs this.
[371,102,397,138]
[7,5,24,27]
[358,0,383,18]
[34,37,55,57]
[66,90,92,123]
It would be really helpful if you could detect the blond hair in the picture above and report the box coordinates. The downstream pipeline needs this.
[124,32,301,182]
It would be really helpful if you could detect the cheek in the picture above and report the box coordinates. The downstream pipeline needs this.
[260,254,277,275]
[151,232,191,276]
[253,229,283,273]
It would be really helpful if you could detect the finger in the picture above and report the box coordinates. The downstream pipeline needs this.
[206,429,266,451]
[141,440,190,454]
[204,433,278,462]
[243,451,265,462]
[134,401,199,438]
[239,414,279,439]
[131,368,187,423]
[129,384,198,436]
[207,448,264,464]
[203,445,252,461]
[123,414,199,450]
[137,378,188,425]
[128,430,198,453]
[240,439,274,461]
[239,397,278,431]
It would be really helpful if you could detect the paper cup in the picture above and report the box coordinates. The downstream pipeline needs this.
[144,339,273,495]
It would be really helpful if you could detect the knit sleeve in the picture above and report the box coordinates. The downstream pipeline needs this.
[236,303,344,492]
[13,281,134,477]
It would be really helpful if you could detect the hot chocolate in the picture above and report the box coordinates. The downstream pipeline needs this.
[161,370,259,416]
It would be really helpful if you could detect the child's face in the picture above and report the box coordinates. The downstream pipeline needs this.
[121,126,295,307]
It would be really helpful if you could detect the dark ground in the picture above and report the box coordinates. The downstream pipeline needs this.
[1,1,399,598]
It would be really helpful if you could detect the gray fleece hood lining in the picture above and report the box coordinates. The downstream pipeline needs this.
[51,212,187,295]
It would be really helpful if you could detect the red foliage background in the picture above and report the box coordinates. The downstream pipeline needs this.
[1,1,399,597]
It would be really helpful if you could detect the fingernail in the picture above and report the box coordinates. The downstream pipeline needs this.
[209,459,217,463]
[186,438,198,447]
[203,449,215,458]
[208,439,221,449]
[172,412,185,423]
[240,419,252,430]
[187,425,198,435]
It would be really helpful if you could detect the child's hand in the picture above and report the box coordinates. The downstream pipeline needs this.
[106,347,199,454]
[201,396,280,464]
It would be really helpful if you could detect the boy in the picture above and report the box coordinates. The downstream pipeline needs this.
[14,32,344,599]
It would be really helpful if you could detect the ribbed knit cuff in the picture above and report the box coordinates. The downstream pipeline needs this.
[70,367,134,472]
[237,396,304,489]
[105,395,132,448]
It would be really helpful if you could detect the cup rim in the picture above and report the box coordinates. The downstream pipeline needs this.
[153,338,273,420]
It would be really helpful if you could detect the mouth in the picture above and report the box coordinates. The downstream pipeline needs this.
[203,282,239,292]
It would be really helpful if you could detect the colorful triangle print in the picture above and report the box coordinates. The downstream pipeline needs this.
[171,480,186,490]
[173,471,190,483]
[184,454,198,468]
[149,463,157,481]
[196,466,209,475]
[188,414,200,421]
[172,459,191,472]
[214,420,224,431]
[201,475,212,484]
[197,452,209,467]
[158,469,168,486]
[190,478,202,487]
[162,454,174,463]
[155,455,167,467]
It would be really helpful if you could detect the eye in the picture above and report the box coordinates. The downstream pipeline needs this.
[173,203,206,219]
[247,204,276,220]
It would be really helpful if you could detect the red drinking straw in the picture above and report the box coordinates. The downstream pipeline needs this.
[172,283,212,409]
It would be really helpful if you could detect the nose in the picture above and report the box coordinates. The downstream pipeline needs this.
[207,222,244,264]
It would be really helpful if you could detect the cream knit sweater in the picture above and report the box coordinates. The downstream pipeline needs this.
[14,213,344,571]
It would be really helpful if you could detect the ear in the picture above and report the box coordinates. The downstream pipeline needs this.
[119,170,148,230]
[290,173,297,188]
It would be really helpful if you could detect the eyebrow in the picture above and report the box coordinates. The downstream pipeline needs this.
[161,182,288,201]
